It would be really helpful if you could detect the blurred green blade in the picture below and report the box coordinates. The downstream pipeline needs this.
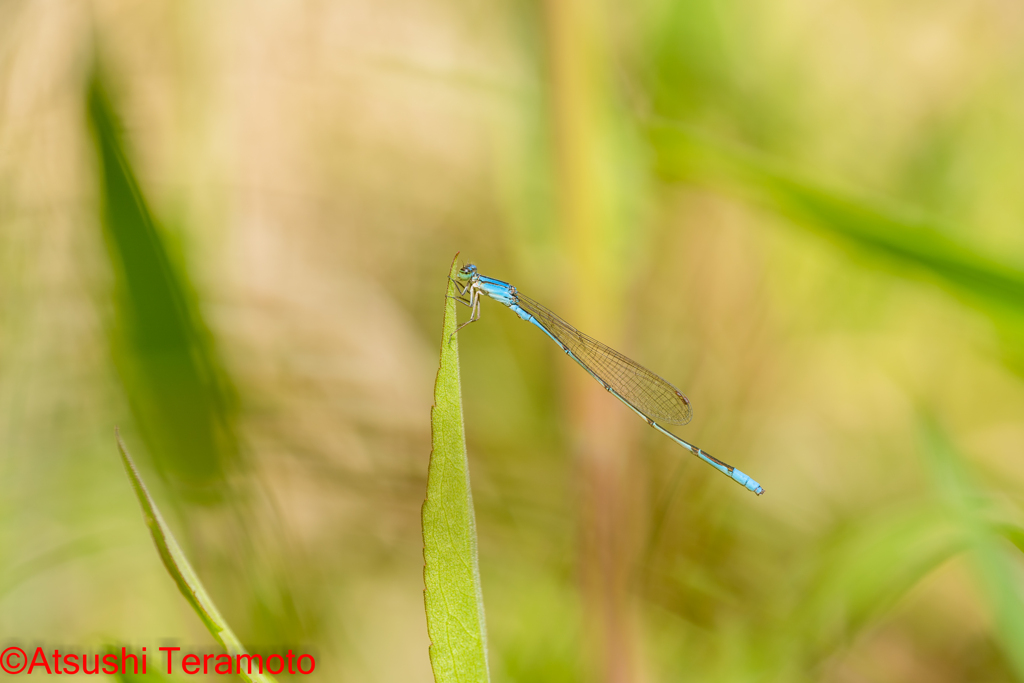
[648,121,1024,313]
[921,419,1024,679]
[996,523,1024,555]
[421,254,491,683]
[792,504,964,667]
[116,432,278,683]
[88,75,237,499]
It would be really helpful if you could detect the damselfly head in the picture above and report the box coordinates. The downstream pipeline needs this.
[457,263,478,281]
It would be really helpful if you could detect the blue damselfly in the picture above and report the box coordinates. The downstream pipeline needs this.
[452,263,764,495]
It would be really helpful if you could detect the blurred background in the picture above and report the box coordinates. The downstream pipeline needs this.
[3,0,1024,681]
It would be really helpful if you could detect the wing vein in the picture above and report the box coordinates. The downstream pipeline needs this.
[516,293,693,426]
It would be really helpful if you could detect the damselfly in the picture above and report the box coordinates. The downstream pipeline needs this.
[451,263,764,495]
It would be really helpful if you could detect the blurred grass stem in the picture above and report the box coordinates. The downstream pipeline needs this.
[542,2,642,681]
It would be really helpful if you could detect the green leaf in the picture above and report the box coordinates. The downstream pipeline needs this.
[421,255,491,683]
[115,431,279,683]
[920,419,1024,679]
[789,503,964,668]
[88,74,239,501]
[647,121,1024,315]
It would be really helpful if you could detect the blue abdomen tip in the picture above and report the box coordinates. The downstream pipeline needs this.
[732,469,764,496]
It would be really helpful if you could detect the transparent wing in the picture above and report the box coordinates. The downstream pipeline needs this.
[516,293,693,425]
